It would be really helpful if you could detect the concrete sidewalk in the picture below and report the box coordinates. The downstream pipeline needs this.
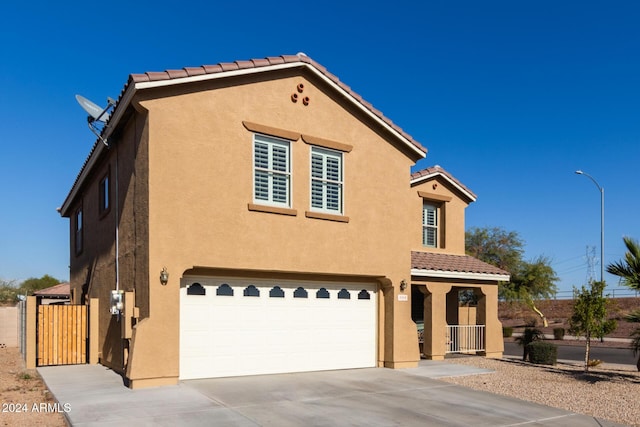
[38,361,624,426]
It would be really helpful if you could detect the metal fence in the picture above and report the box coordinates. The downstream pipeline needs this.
[553,288,639,300]
[446,325,485,354]
[18,300,26,361]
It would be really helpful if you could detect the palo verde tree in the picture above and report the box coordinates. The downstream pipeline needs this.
[568,281,617,372]
[607,236,640,371]
[0,279,19,304]
[466,227,558,326]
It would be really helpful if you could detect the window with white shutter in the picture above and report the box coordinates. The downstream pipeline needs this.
[310,147,343,214]
[253,134,291,207]
[423,203,438,248]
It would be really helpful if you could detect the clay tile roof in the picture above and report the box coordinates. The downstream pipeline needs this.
[410,165,477,201]
[33,282,71,297]
[251,58,270,67]
[149,71,173,81]
[183,67,206,76]
[202,64,223,73]
[235,60,254,69]
[166,69,189,79]
[411,251,509,277]
[220,62,239,71]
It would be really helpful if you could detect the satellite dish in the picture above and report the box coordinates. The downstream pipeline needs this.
[75,94,116,147]
[76,95,111,122]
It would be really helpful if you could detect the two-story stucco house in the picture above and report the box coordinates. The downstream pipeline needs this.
[60,53,509,388]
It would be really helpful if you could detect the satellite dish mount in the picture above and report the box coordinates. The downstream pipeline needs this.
[75,95,116,147]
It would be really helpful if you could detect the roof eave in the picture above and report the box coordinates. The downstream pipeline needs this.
[411,268,510,282]
[134,61,426,158]
[410,171,476,203]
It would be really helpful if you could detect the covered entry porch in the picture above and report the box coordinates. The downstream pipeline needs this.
[410,251,510,360]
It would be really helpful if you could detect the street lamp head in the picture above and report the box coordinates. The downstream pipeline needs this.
[575,170,583,175]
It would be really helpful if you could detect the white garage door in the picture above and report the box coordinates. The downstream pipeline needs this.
[179,277,377,380]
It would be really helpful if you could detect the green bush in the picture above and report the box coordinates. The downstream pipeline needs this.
[553,328,565,340]
[502,327,513,337]
[527,341,557,365]
[514,327,544,361]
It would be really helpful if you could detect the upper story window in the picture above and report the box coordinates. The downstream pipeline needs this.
[310,147,343,214]
[253,134,291,207]
[74,206,83,255]
[423,202,438,248]
[99,171,110,215]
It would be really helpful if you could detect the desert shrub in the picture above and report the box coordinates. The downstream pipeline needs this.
[587,359,603,367]
[514,328,544,361]
[525,317,538,327]
[553,328,565,340]
[17,372,32,380]
[502,327,513,337]
[527,341,557,365]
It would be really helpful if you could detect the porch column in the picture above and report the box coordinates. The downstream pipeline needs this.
[475,285,503,358]
[420,283,452,360]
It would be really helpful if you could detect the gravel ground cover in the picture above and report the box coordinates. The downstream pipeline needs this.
[440,356,640,427]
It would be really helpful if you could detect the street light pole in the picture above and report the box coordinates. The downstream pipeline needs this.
[575,170,604,283]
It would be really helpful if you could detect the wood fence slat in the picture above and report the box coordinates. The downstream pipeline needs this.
[37,306,43,365]
[36,304,88,367]
[71,306,77,363]
[65,306,71,364]
[81,305,87,363]
[48,305,54,365]
[45,305,51,365]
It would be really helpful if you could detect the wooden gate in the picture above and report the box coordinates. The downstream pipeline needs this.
[37,305,87,366]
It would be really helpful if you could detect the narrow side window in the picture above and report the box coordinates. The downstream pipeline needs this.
[74,207,83,255]
[99,170,110,215]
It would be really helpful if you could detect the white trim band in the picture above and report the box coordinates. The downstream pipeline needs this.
[411,268,510,282]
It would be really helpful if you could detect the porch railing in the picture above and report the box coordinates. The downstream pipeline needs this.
[446,325,485,354]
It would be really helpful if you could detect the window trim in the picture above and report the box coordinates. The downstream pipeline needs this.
[252,133,292,208]
[309,146,344,215]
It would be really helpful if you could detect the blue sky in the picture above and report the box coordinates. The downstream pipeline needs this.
[1,1,638,295]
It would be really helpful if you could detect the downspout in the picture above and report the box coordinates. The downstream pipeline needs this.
[115,143,120,292]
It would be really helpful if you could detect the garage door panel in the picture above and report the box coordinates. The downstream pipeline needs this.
[180,278,377,380]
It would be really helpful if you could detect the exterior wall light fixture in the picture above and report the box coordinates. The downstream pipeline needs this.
[160,267,169,286]
[400,280,407,291]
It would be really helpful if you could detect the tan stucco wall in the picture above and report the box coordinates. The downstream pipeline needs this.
[411,176,470,255]
[0,306,18,347]
[119,70,421,386]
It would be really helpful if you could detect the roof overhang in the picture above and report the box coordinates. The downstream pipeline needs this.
[410,171,476,203]
[133,61,426,158]
[60,59,426,216]
[411,268,510,282]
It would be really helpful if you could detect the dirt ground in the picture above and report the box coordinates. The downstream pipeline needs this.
[0,347,66,427]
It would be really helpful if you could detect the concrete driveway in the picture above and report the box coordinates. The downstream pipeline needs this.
[38,361,623,426]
